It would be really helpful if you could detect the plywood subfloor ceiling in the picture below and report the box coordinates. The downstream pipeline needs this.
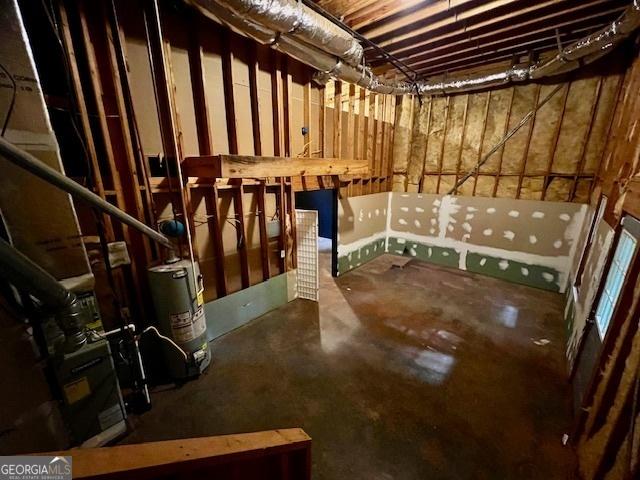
[314,0,629,79]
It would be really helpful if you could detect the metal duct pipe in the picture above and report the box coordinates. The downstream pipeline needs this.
[188,0,640,96]
[185,0,413,93]
[190,0,363,65]
[0,237,86,352]
[0,136,174,251]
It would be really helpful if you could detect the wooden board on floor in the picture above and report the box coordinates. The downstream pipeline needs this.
[43,429,311,480]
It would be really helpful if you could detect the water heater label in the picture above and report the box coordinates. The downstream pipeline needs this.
[170,308,206,343]
[192,307,206,339]
[170,311,195,343]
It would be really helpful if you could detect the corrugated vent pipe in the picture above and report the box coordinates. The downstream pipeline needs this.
[188,0,640,95]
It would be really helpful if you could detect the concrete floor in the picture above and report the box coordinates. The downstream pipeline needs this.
[124,252,575,479]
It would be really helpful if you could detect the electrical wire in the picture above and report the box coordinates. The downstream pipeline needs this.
[141,326,188,361]
[225,217,245,248]
[0,62,16,137]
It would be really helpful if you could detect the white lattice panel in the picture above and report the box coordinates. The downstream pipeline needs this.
[296,209,319,301]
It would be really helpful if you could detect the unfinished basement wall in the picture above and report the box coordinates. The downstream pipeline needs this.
[566,47,640,480]
[117,1,396,303]
[390,56,629,202]
[388,193,586,292]
[337,191,587,292]
[565,45,640,372]
[31,0,396,325]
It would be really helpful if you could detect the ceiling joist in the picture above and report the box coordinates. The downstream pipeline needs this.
[313,0,629,79]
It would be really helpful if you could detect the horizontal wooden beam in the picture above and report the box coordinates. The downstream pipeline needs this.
[45,428,311,479]
[184,155,369,178]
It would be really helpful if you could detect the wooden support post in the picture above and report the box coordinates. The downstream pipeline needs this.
[358,87,366,160]
[57,2,114,240]
[303,75,311,157]
[472,92,492,196]
[231,181,250,288]
[387,94,397,181]
[271,50,284,157]
[436,96,451,194]
[453,94,470,194]
[570,78,603,201]
[418,98,433,193]
[256,181,271,281]
[543,82,570,200]
[370,94,379,191]
[367,92,376,165]
[283,57,292,157]
[102,3,152,262]
[220,30,238,155]
[108,0,158,239]
[209,184,228,296]
[318,85,325,158]
[516,84,541,199]
[77,2,127,228]
[375,95,384,179]
[347,84,356,160]
[248,42,262,156]
[163,39,202,264]
[286,183,297,269]
[277,178,287,272]
[142,0,189,228]
[492,86,516,197]
[593,76,624,193]
[187,13,212,156]
[386,95,398,184]
[77,0,150,319]
[333,81,342,159]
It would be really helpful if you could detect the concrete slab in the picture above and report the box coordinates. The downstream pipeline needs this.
[123,253,574,479]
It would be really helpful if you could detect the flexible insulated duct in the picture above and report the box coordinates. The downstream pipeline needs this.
[190,0,362,64]
[188,0,640,95]
[0,237,86,352]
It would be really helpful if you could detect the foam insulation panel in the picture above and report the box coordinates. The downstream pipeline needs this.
[337,192,587,293]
